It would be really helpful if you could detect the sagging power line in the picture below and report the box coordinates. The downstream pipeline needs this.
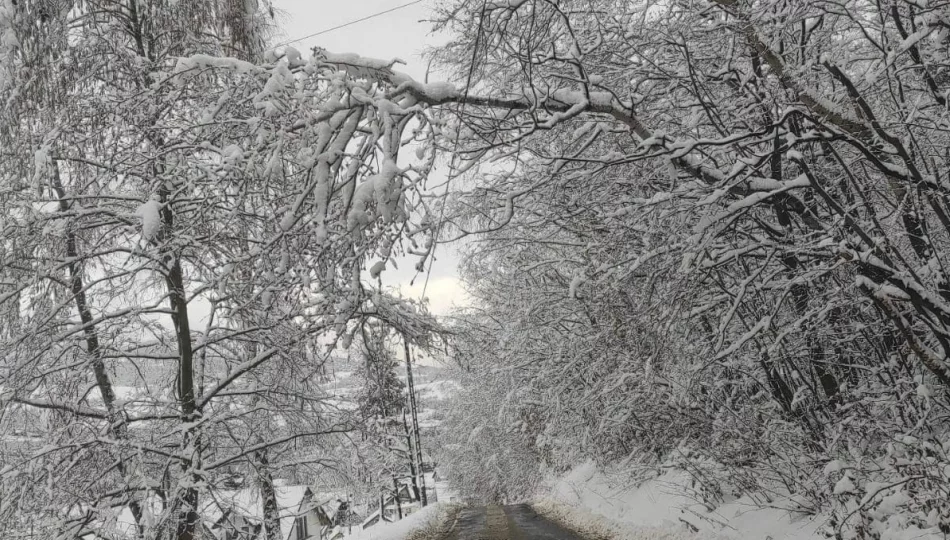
[271,0,425,50]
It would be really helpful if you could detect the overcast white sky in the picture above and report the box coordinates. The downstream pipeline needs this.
[274,0,440,80]
[273,0,468,315]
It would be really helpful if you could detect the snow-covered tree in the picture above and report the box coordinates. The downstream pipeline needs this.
[427,0,950,533]
[0,3,446,538]
[355,324,406,422]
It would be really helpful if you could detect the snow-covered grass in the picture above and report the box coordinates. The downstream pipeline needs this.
[534,463,829,540]
[344,503,455,540]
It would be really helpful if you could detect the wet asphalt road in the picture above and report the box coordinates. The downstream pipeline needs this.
[445,504,587,540]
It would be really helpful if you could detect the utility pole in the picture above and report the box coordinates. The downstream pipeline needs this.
[402,334,428,506]
[402,407,421,502]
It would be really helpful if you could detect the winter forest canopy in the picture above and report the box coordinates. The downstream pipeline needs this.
[2,0,950,538]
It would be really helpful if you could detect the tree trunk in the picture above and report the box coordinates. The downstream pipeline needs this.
[257,446,281,540]
[51,163,146,537]
[159,191,201,540]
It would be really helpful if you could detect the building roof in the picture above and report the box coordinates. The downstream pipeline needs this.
[205,485,313,540]
[111,485,321,540]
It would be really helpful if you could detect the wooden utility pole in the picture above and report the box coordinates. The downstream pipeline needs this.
[402,335,427,506]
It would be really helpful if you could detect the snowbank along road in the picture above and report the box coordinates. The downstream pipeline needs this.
[442,504,588,540]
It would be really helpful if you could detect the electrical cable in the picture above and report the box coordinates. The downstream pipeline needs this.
[420,0,488,298]
[271,0,425,50]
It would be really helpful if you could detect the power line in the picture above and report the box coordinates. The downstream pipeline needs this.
[272,0,425,50]
[420,0,487,299]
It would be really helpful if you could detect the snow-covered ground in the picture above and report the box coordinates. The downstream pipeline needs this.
[414,379,461,402]
[535,463,829,540]
[344,502,450,540]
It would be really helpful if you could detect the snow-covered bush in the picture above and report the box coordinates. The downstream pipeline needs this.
[434,361,544,503]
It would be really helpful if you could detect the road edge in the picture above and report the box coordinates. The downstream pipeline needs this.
[406,503,464,540]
